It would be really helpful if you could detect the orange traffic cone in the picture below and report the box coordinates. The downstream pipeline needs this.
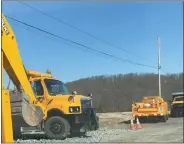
[130,119,135,130]
[135,117,142,129]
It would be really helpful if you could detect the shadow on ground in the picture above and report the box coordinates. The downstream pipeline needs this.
[15,132,92,141]
[118,118,159,124]
[14,134,46,141]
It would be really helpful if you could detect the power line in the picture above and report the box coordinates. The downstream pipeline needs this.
[13,22,168,74]
[5,14,157,69]
[11,22,145,68]
[10,21,115,58]
[17,1,157,65]
[160,68,167,75]
[12,21,156,68]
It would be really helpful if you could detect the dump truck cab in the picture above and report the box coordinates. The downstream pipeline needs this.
[132,96,169,122]
[11,69,99,139]
[170,92,184,117]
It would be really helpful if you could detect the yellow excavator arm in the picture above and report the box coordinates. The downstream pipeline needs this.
[1,14,46,143]
[2,14,36,103]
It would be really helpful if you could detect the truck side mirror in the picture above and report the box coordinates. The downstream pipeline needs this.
[72,91,77,95]
[88,93,92,97]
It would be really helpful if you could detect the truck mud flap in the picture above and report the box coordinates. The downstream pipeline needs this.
[89,108,99,131]
[73,108,99,132]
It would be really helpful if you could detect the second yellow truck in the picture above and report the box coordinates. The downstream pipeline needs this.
[132,96,169,122]
[170,92,184,117]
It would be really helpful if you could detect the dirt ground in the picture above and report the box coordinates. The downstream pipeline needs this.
[16,112,183,143]
[97,112,133,129]
[98,112,183,143]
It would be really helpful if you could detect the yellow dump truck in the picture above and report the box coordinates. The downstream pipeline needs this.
[11,69,99,139]
[170,92,184,117]
[132,96,169,122]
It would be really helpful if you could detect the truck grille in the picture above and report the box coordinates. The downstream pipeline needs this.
[173,104,184,108]
[80,98,91,112]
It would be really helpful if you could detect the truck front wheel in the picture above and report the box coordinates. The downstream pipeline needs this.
[44,116,70,140]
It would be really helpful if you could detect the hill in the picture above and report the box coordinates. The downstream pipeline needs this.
[66,73,183,112]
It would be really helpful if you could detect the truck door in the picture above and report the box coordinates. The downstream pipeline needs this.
[31,80,47,106]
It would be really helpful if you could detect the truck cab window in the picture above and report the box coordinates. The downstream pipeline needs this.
[174,97,184,101]
[44,79,69,95]
[31,80,44,96]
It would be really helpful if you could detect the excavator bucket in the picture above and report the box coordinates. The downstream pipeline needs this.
[10,90,44,138]
[21,92,44,126]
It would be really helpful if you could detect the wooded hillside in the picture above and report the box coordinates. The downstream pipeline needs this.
[66,73,183,112]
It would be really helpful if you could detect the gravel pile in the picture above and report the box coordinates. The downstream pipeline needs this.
[15,128,132,143]
[97,112,133,123]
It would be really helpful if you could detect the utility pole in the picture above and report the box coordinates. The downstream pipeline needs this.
[157,36,161,97]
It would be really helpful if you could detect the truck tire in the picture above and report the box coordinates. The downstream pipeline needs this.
[171,110,176,117]
[166,114,169,120]
[44,116,70,140]
[175,111,179,117]
[160,115,167,122]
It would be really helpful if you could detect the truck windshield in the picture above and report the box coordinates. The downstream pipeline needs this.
[174,97,184,101]
[44,79,69,95]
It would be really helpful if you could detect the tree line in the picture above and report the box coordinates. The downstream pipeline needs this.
[66,73,183,112]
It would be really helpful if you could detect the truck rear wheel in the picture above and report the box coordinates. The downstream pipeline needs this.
[159,115,167,122]
[44,116,70,140]
[166,114,169,120]
[170,110,176,117]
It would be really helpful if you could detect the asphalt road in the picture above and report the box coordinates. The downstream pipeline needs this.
[102,117,183,143]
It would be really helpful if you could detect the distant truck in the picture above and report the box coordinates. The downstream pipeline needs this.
[170,92,184,117]
[132,96,169,122]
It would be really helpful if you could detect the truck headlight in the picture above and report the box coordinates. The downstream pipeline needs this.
[69,106,80,113]
[69,107,73,112]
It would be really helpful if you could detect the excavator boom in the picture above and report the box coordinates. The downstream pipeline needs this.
[2,14,36,103]
[1,14,46,143]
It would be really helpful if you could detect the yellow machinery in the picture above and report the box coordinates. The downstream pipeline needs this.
[18,69,99,139]
[170,92,184,117]
[2,14,99,142]
[2,13,46,143]
[132,96,169,122]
